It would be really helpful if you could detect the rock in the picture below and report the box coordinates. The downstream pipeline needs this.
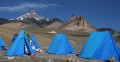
[7,57,15,60]
[47,59,54,62]
[47,31,57,34]
[67,57,75,62]
[76,60,80,62]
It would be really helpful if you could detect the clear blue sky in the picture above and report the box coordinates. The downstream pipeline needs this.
[0,0,120,31]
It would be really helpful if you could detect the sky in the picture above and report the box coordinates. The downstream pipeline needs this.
[0,0,120,31]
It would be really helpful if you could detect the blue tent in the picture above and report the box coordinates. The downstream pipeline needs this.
[46,34,74,55]
[0,37,7,50]
[5,29,35,56]
[79,31,120,61]
[11,34,40,51]
[29,34,40,50]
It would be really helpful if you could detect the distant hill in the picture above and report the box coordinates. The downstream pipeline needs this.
[17,17,63,27]
[0,17,64,29]
[0,18,10,25]
[0,22,35,29]
[97,28,120,38]
[46,18,64,29]
[0,18,21,25]
[97,28,118,34]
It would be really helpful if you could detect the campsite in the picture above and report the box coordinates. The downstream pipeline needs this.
[0,0,120,62]
[0,26,120,62]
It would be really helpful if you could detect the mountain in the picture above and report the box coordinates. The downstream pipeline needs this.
[15,10,48,27]
[0,10,96,32]
[0,10,64,29]
[16,10,49,21]
[1,10,119,34]
[15,10,63,27]
[97,28,120,38]
[58,15,96,32]
[0,14,96,32]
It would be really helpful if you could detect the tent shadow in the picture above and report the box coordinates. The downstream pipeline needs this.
[75,53,79,57]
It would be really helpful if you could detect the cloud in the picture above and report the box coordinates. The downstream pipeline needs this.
[0,3,58,12]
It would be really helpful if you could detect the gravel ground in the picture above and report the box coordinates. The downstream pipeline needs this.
[0,27,120,62]
[0,52,100,62]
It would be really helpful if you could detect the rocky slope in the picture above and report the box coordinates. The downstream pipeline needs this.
[58,15,96,32]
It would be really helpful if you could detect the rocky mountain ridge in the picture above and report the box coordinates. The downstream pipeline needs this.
[59,15,96,32]
[0,10,119,35]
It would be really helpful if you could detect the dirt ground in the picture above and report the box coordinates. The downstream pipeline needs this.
[0,26,120,62]
[0,51,100,62]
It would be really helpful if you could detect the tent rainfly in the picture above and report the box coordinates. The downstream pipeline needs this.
[29,34,41,52]
[46,34,74,55]
[0,37,7,50]
[5,29,35,56]
[79,31,120,61]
